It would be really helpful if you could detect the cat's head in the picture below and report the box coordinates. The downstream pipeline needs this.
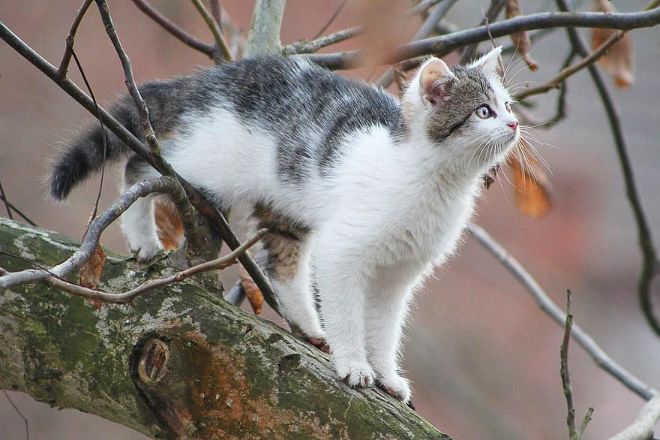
[404,47,519,172]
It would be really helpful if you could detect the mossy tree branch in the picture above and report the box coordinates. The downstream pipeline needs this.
[0,219,449,439]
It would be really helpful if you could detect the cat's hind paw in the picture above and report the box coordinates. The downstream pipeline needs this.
[130,241,163,263]
[334,358,375,388]
[377,374,412,404]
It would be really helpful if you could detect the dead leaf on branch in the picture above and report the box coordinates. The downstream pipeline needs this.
[592,0,634,89]
[510,141,552,218]
[79,244,106,289]
[240,266,264,315]
[506,0,538,71]
[155,198,185,251]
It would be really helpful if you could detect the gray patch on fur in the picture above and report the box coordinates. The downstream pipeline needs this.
[426,66,494,142]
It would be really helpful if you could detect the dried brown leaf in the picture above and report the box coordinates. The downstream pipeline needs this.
[154,199,184,251]
[592,0,634,89]
[510,143,552,218]
[240,267,264,315]
[79,244,106,289]
[506,0,538,71]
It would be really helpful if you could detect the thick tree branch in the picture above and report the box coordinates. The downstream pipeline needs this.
[306,8,660,70]
[610,395,660,440]
[466,223,658,401]
[244,0,287,58]
[0,219,449,439]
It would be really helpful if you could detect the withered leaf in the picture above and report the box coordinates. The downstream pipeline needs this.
[79,244,106,289]
[240,267,264,315]
[510,142,552,218]
[154,199,184,251]
[506,0,538,71]
[592,0,634,89]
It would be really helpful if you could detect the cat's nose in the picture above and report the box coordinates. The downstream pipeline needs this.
[507,121,518,131]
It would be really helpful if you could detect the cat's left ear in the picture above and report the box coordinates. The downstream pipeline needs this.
[470,46,503,77]
[419,58,455,106]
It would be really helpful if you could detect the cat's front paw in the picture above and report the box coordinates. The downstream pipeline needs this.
[130,241,162,263]
[334,357,375,388]
[377,374,412,404]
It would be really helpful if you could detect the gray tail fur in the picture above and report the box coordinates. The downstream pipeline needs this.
[50,80,185,200]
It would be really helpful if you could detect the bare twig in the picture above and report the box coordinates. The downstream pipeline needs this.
[555,0,660,335]
[2,391,29,440]
[58,0,93,77]
[70,47,107,221]
[460,0,506,63]
[191,0,233,62]
[561,291,577,439]
[0,194,36,226]
[244,0,287,57]
[534,49,576,130]
[377,0,460,88]
[37,229,266,305]
[306,8,660,70]
[132,0,215,57]
[209,0,221,28]
[466,223,658,401]
[410,0,444,17]
[610,395,660,440]
[515,30,625,100]
[0,178,13,220]
[312,0,347,39]
[283,26,362,55]
[0,178,177,290]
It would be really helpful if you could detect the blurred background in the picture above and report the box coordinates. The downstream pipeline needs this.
[1,1,659,439]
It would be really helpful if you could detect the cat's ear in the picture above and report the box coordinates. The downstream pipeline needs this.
[419,58,454,106]
[470,46,503,76]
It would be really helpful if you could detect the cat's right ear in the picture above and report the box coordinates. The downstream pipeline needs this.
[419,58,454,106]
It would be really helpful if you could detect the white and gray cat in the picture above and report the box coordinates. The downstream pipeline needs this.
[51,47,519,403]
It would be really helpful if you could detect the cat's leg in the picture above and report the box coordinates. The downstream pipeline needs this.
[250,205,324,342]
[121,155,162,262]
[364,282,414,403]
[314,235,374,387]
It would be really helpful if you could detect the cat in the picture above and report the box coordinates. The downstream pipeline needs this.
[50,46,519,403]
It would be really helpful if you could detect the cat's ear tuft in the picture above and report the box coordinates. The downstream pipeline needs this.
[470,46,503,76]
[419,58,454,106]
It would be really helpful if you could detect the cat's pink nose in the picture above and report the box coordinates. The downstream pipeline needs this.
[507,121,518,131]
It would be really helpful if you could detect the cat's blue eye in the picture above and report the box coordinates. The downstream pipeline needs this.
[475,104,493,119]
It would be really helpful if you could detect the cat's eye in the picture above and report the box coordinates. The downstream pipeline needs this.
[505,102,512,112]
[475,104,493,119]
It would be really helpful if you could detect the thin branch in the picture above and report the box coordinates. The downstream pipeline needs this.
[58,0,93,77]
[535,49,576,130]
[0,178,177,290]
[410,0,444,17]
[460,0,506,63]
[466,223,658,401]
[209,0,221,28]
[561,290,577,439]
[133,0,215,57]
[305,8,660,70]
[244,0,287,58]
[0,178,13,220]
[555,0,660,335]
[0,194,36,226]
[283,27,362,55]
[35,229,266,305]
[515,30,625,100]
[313,0,347,39]
[191,0,233,62]
[610,395,660,440]
[377,0,460,88]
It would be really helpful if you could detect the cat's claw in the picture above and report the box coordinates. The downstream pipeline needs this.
[335,358,375,388]
[307,336,330,353]
[377,375,412,404]
[130,242,163,263]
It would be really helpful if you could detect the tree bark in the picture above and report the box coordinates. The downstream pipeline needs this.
[0,218,450,439]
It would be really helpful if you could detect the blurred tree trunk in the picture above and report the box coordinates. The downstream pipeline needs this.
[0,219,449,440]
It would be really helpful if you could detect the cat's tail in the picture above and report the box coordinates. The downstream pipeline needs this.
[50,81,183,200]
